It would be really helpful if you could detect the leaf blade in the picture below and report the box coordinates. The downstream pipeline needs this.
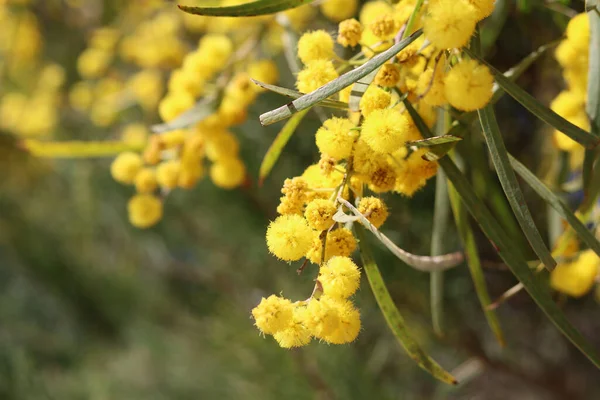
[355,225,458,385]
[178,0,315,17]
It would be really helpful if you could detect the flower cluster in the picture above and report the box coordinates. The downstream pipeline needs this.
[253,0,498,347]
[251,256,361,348]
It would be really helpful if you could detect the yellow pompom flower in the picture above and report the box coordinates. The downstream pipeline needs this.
[357,197,388,228]
[305,199,337,231]
[69,81,94,112]
[302,296,344,339]
[111,152,143,184]
[210,157,246,189]
[370,14,396,38]
[359,85,391,117]
[178,163,205,189]
[565,13,590,51]
[121,123,149,148]
[359,0,393,26]
[322,300,361,344]
[296,60,339,93]
[417,67,447,106]
[297,30,335,64]
[168,68,204,98]
[266,215,314,261]
[135,168,158,194]
[315,117,357,160]
[423,0,477,49]
[444,59,494,111]
[158,91,195,122]
[337,18,363,47]
[197,33,233,67]
[251,295,294,335]
[319,256,361,299]
[307,227,358,264]
[368,163,398,193]
[248,59,279,87]
[550,90,585,118]
[320,0,358,22]
[77,48,112,79]
[156,160,181,190]
[374,63,400,87]
[360,108,411,153]
[205,131,240,161]
[274,307,312,348]
[128,194,163,228]
[465,0,496,21]
[551,250,599,297]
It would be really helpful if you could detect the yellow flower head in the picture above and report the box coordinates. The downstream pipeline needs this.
[135,168,158,194]
[357,197,389,228]
[321,300,361,344]
[305,199,337,231]
[374,63,400,87]
[370,14,396,38]
[158,91,195,122]
[359,85,391,117]
[205,131,240,161]
[178,162,205,189]
[394,150,438,196]
[251,295,294,335]
[156,160,181,190]
[359,0,393,26]
[281,177,309,205]
[303,296,345,339]
[337,18,363,47]
[321,0,358,23]
[361,108,411,154]
[315,117,357,160]
[465,0,496,21]
[297,30,335,64]
[266,215,314,261]
[210,157,245,189]
[444,59,494,111]
[319,256,361,299]
[111,152,143,184]
[368,163,398,193]
[423,0,477,49]
[128,194,163,229]
[551,250,599,297]
[566,13,590,51]
[274,306,312,348]
[417,67,447,106]
[306,228,357,264]
[296,60,339,93]
[248,59,279,87]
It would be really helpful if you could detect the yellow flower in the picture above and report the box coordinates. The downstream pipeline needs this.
[111,152,143,185]
[315,117,357,160]
[128,194,163,229]
[417,67,447,106]
[444,59,494,111]
[319,256,361,299]
[423,0,477,49]
[359,85,391,117]
[210,157,246,189]
[156,160,181,189]
[357,197,388,228]
[302,296,345,339]
[337,18,363,47]
[369,14,396,38]
[321,300,360,344]
[305,199,337,231]
[551,250,599,297]
[296,60,339,93]
[135,168,158,194]
[77,48,112,79]
[251,295,294,335]
[205,131,240,161]
[465,0,496,21]
[307,229,357,264]
[248,59,279,87]
[321,0,358,22]
[374,63,400,87]
[266,215,314,261]
[158,91,195,122]
[274,307,312,348]
[178,162,205,189]
[360,108,411,154]
[297,30,335,64]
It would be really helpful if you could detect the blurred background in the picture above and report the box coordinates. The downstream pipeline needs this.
[1,0,600,399]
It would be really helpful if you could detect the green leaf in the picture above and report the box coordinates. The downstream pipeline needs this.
[251,79,349,110]
[478,104,556,270]
[259,29,422,126]
[430,171,449,337]
[178,0,315,17]
[405,100,600,371]
[509,155,600,258]
[463,47,600,149]
[151,95,217,134]
[355,225,458,386]
[258,108,310,185]
[407,135,462,148]
[447,154,505,346]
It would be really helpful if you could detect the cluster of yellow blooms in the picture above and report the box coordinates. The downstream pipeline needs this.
[253,0,497,347]
[0,1,65,138]
[548,13,599,298]
[550,13,591,164]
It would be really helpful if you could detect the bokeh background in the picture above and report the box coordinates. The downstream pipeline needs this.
[1,0,600,399]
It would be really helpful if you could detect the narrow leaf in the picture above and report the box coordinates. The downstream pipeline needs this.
[251,79,348,110]
[478,104,556,270]
[21,139,142,158]
[258,108,310,184]
[447,155,506,346]
[337,197,464,271]
[509,155,600,258]
[463,47,600,149]
[430,170,449,337]
[355,225,458,385]
[405,100,600,370]
[178,0,315,17]
[407,135,462,148]
[151,95,217,134]
[348,70,377,112]
[259,29,422,126]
